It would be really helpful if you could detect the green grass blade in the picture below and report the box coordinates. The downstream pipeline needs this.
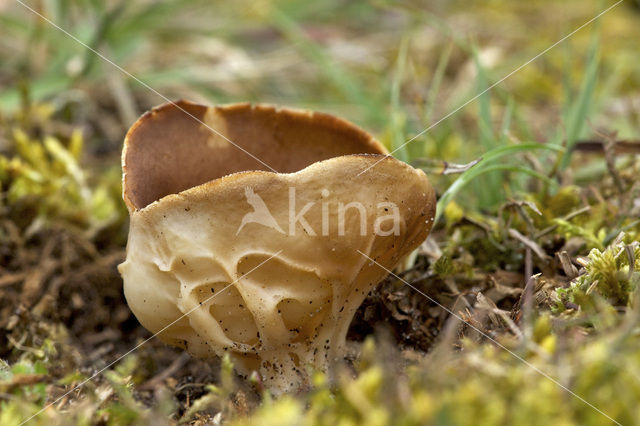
[471,46,502,208]
[476,143,563,165]
[558,30,601,170]
[436,164,558,223]
[268,7,385,125]
[499,97,515,145]
[424,41,453,124]
[434,143,563,222]
[473,47,495,150]
[390,36,410,162]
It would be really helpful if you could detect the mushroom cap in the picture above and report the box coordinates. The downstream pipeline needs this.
[118,101,436,392]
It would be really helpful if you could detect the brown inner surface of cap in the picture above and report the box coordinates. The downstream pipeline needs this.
[123,101,386,210]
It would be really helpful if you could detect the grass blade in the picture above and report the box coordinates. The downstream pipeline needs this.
[390,36,410,162]
[434,143,563,222]
[558,30,600,170]
[424,41,453,124]
[471,46,501,208]
[268,7,385,125]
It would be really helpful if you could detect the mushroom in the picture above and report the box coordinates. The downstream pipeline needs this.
[118,101,436,392]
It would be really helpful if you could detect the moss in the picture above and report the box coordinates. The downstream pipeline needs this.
[556,239,640,312]
[0,110,126,239]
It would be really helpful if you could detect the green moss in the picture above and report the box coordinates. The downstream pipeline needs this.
[0,111,126,238]
[557,239,640,312]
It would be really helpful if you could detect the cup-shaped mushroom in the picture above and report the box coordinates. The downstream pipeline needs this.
[118,101,436,393]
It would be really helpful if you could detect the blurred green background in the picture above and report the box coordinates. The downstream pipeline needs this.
[2,1,638,214]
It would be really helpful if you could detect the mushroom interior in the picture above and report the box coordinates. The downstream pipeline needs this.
[123,101,387,210]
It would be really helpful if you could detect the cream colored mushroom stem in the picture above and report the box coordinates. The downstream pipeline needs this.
[119,101,436,393]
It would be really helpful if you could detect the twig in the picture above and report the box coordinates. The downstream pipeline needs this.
[0,272,28,288]
[534,206,591,239]
[572,139,640,154]
[508,229,549,260]
[557,251,579,279]
[140,353,191,391]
